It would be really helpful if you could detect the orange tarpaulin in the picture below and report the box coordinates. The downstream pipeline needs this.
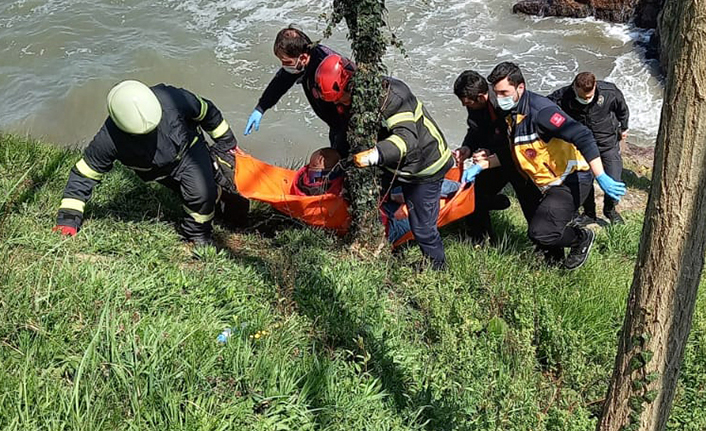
[234,150,475,246]
[235,150,351,234]
[391,168,476,248]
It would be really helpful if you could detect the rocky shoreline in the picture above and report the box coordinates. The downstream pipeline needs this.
[622,139,654,176]
[513,0,667,71]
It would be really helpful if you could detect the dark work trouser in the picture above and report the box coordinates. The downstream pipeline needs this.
[466,163,542,240]
[159,143,217,241]
[583,145,623,216]
[210,146,250,226]
[401,179,446,269]
[528,172,593,255]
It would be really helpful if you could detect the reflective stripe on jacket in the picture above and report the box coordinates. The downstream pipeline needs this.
[57,84,235,227]
[375,77,453,184]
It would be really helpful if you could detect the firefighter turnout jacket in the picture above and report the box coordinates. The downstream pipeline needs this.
[57,84,237,238]
[375,77,453,184]
[506,90,600,190]
[547,81,629,151]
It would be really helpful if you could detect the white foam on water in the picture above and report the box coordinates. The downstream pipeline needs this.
[607,52,662,146]
[0,0,664,155]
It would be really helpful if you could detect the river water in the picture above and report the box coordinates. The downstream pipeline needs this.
[0,0,662,163]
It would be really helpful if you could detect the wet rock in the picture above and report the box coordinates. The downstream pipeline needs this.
[657,0,677,74]
[512,0,656,26]
[512,0,591,19]
[513,0,667,73]
[634,0,665,29]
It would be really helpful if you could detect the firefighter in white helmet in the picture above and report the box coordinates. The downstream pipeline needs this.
[54,80,248,245]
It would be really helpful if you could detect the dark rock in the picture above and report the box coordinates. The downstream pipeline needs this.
[513,0,660,27]
[513,0,591,19]
[634,0,665,29]
[657,0,677,74]
[513,0,667,75]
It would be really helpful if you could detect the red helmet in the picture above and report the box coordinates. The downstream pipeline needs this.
[314,54,354,103]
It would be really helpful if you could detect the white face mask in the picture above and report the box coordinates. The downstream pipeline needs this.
[497,93,518,111]
[575,94,594,105]
[282,58,304,74]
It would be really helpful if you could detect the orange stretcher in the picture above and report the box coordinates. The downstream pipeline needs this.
[234,150,475,247]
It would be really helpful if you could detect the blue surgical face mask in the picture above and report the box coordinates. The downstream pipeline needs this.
[575,94,594,105]
[497,93,518,111]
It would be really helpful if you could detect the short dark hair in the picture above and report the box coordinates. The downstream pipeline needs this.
[487,62,525,87]
[453,70,489,100]
[274,25,312,58]
[573,72,596,92]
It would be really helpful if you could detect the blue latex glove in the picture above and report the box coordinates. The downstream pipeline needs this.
[243,110,263,135]
[461,163,483,184]
[596,173,626,201]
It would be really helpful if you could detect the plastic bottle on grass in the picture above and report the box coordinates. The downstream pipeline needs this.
[216,321,249,344]
[216,328,233,344]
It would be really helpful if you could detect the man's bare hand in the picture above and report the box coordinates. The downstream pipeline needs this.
[453,147,472,166]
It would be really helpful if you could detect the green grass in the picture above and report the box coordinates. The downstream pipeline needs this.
[0,134,704,430]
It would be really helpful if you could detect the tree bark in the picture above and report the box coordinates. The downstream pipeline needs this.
[329,0,388,250]
[598,1,706,430]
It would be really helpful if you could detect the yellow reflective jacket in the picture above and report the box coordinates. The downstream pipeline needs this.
[506,91,599,190]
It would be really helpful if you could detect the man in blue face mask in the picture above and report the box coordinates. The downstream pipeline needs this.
[548,72,630,225]
[452,70,542,244]
[473,62,626,270]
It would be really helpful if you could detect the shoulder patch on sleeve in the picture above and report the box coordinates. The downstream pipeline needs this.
[549,112,566,128]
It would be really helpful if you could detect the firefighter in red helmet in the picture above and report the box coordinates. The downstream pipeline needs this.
[314,54,454,270]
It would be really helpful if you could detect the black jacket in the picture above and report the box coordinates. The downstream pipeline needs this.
[461,91,529,182]
[375,77,453,184]
[56,84,236,229]
[547,81,629,151]
[256,44,349,137]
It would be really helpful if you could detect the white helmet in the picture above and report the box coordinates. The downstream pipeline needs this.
[107,80,162,134]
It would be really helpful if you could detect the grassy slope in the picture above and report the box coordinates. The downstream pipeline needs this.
[0,134,704,431]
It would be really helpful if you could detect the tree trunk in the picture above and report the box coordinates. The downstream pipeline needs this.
[328,0,388,250]
[598,1,706,430]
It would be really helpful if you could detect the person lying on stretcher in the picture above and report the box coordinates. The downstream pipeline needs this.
[291,147,344,196]
[291,146,462,244]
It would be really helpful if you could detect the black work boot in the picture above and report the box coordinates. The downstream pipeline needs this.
[464,212,495,245]
[564,228,596,270]
[216,192,250,228]
[190,235,216,247]
[604,209,624,225]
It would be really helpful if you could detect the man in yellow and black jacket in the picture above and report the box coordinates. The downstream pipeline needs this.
[54,80,247,245]
[475,62,626,269]
[314,54,453,270]
[452,70,542,243]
